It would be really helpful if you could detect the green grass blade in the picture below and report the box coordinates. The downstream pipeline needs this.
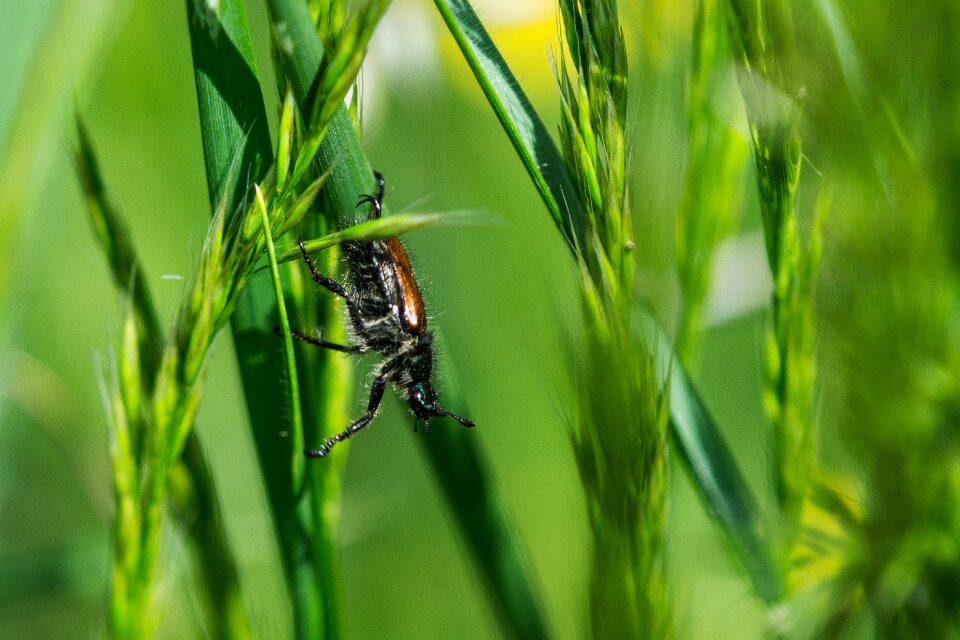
[187,0,272,215]
[74,115,163,372]
[669,363,781,604]
[267,2,551,637]
[256,186,305,493]
[74,112,253,638]
[641,309,782,604]
[433,0,585,251]
[272,212,473,265]
[267,0,324,112]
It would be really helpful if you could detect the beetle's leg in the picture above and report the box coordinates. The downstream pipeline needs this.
[305,368,391,457]
[298,237,350,298]
[275,326,360,353]
[357,171,386,219]
[440,409,476,428]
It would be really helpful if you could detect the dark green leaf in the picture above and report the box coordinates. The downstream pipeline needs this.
[421,351,550,640]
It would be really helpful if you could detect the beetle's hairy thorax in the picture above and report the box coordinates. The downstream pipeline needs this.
[341,237,433,395]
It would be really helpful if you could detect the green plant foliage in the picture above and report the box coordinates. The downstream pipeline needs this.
[5,0,959,637]
[435,0,780,611]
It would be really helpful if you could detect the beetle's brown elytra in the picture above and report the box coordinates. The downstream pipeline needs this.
[384,237,426,334]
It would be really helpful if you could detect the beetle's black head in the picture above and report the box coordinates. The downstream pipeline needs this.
[408,381,476,428]
[407,334,475,428]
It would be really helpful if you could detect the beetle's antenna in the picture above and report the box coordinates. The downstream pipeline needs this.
[441,409,476,428]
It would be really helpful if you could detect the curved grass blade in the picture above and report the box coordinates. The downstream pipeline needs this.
[433,0,585,251]
[641,310,782,605]
[272,212,475,265]
[436,0,781,605]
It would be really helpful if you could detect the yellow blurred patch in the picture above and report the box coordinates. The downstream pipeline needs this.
[439,0,561,101]
[788,472,864,594]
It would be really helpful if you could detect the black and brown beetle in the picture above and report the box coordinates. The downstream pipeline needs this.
[287,172,475,457]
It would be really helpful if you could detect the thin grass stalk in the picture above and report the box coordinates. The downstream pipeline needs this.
[723,0,815,544]
[256,185,306,491]
[556,0,671,636]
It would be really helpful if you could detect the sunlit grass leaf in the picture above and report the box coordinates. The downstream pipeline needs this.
[273,211,478,265]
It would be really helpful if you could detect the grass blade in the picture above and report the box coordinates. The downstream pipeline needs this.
[420,351,550,640]
[643,311,782,604]
[256,186,305,492]
[272,212,473,265]
[187,0,273,214]
[436,0,781,606]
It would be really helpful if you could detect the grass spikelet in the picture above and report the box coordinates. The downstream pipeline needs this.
[675,0,749,361]
[724,0,815,540]
[556,0,671,636]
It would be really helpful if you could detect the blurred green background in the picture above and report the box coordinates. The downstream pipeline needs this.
[8,0,955,637]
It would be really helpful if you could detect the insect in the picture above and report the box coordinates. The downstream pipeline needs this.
[288,171,475,457]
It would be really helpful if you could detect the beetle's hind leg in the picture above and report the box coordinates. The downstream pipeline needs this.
[305,367,391,457]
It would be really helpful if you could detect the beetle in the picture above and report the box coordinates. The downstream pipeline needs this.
[287,171,475,457]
